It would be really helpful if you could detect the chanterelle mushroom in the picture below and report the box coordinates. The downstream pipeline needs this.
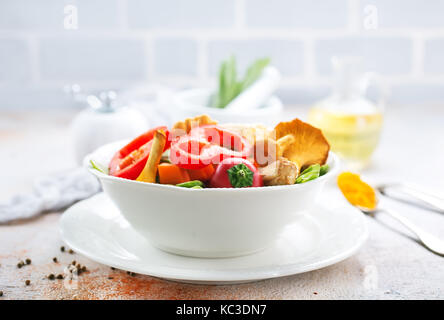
[253,134,295,166]
[220,123,271,145]
[259,158,300,186]
[273,118,330,170]
[172,114,217,135]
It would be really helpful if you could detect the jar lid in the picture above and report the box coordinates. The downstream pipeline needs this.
[89,91,118,113]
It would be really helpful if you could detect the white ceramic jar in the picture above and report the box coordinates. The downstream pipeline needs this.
[70,91,148,165]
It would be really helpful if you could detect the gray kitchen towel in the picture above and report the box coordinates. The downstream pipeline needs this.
[0,168,101,224]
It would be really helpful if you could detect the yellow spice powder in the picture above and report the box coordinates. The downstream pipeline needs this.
[337,172,377,210]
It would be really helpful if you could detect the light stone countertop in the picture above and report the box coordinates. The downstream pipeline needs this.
[0,105,443,300]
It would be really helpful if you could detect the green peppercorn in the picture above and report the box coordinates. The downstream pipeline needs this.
[53,257,58,263]
[56,274,64,280]
[48,274,55,280]
[68,249,74,254]
[60,246,65,252]
[25,258,31,265]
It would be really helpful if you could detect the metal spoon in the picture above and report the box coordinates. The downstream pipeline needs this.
[357,194,444,256]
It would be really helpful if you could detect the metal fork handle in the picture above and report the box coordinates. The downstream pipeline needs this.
[381,207,444,256]
[378,183,444,213]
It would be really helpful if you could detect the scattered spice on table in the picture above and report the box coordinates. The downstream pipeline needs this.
[5,248,93,295]
[0,291,3,297]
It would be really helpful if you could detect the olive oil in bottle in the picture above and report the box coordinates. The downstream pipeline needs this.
[308,57,385,170]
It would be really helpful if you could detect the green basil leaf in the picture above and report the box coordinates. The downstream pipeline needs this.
[176,180,204,188]
[90,159,108,174]
[320,164,329,176]
[295,164,321,184]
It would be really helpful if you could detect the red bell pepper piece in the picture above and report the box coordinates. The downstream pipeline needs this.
[109,126,171,180]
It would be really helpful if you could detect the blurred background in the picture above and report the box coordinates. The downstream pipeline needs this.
[1,0,444,108]
[2,0,444,198]
[2,1,444,299]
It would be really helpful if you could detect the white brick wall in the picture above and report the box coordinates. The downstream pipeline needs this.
[1,0,444,109]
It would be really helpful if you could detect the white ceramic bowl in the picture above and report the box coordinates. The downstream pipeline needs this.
[172,88,283,126]
[84,141,338,258]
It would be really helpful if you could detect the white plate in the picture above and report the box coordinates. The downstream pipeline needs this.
[60,191,368,284]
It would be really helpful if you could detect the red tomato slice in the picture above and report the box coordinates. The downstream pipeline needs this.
[109,126,170,180]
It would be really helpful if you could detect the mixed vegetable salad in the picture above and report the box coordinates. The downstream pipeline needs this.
[91,115,331,189]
